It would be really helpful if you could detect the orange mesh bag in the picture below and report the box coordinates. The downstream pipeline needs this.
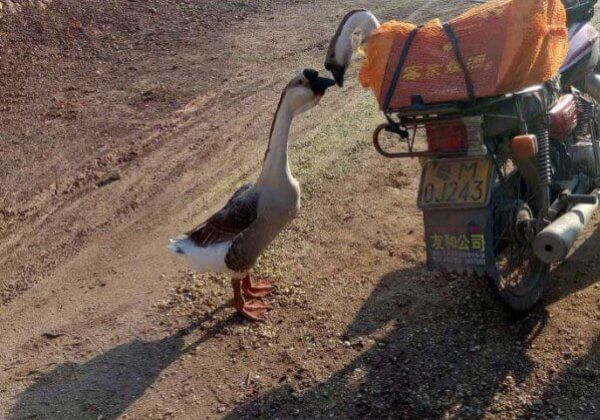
[359,0,568,111]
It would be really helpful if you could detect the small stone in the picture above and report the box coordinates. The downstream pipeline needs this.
[41,332,62,339]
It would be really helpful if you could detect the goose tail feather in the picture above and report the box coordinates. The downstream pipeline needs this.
[168,236,189,256]
[167,237,233,274]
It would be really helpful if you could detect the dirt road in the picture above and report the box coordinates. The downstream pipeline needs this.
[0,0,599,418]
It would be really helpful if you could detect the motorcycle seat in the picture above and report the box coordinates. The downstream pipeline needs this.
[560,22,599,75]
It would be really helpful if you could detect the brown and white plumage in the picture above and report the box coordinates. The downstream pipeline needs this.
[168,69,336,320]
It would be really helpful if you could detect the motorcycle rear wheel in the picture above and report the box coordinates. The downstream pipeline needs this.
[487,172,550,312]
[488,245,549,313]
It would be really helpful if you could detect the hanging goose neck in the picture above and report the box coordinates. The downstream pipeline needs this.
[258,92,293,184]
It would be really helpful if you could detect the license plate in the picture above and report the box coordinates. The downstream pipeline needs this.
[418,157,493,209]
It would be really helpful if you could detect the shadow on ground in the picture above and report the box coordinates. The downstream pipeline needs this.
[228,264,549,418]
[228,226,600,418]
[523,337,600,417]
[12,227,599,419]
[517,223,600,417]
[11,307,233,420]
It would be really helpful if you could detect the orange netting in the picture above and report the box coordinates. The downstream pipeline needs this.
[359,0,568,110]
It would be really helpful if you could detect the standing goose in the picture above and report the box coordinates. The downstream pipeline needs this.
[324,9,380,87]
[169,69,336,321]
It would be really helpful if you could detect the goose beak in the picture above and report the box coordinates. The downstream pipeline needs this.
[310,76,337,98]
[303,69,336,97]
[324,62,346,87]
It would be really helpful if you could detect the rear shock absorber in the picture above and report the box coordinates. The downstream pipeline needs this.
[535,122,552,219]
[575,92,600,178]
[576,93,592,137]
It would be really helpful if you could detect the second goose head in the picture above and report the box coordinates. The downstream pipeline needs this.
[324,9,380,87]
[282,69,336,115]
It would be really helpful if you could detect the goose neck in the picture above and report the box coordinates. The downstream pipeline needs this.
[258,98,294,184]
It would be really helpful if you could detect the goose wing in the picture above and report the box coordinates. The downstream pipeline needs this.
[187,183,259,247]
[225,205,289,273]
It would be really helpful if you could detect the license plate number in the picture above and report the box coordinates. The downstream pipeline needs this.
[418,158,493,209]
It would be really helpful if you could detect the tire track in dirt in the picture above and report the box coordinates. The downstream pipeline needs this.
[0,0,441,390]
[0,0,453,306]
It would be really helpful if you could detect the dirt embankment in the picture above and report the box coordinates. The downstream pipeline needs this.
[0,1,599,419]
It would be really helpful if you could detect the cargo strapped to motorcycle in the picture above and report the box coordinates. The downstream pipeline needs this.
[382,26,421,113]
[379,26,420,144]
[382,22,476,115]
[376,22,477,159]
[442,23,476,104]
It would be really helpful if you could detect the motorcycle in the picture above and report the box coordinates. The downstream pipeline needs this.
[373,0,600,311]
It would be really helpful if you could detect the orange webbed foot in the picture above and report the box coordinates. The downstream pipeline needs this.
[235,299,271,322]
[241,276,274,299]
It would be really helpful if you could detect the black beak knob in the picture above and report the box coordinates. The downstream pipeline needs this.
[303,69,337,96]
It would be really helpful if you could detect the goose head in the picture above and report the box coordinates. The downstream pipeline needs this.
[324,9,380,87]
[282,69,336,115]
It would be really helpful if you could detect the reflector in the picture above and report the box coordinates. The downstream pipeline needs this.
[426,121,468,153]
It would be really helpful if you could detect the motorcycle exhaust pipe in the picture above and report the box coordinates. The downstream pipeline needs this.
[533,189,600,264]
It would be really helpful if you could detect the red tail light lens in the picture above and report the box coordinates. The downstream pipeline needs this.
[425,120,468,154]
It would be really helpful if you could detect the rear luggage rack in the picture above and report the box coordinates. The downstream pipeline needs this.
[373,84,556,160]
[373,116,484,159]
[373,123,438,159]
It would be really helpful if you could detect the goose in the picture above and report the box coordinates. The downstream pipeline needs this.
[324,9,380,87]
[168,69,336,321]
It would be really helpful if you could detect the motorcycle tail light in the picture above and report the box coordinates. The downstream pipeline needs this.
[425,120,468,153]
[549,94,578,140]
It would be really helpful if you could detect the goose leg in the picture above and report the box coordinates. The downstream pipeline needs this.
[231,278,271,322]
[241,275,274,299]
